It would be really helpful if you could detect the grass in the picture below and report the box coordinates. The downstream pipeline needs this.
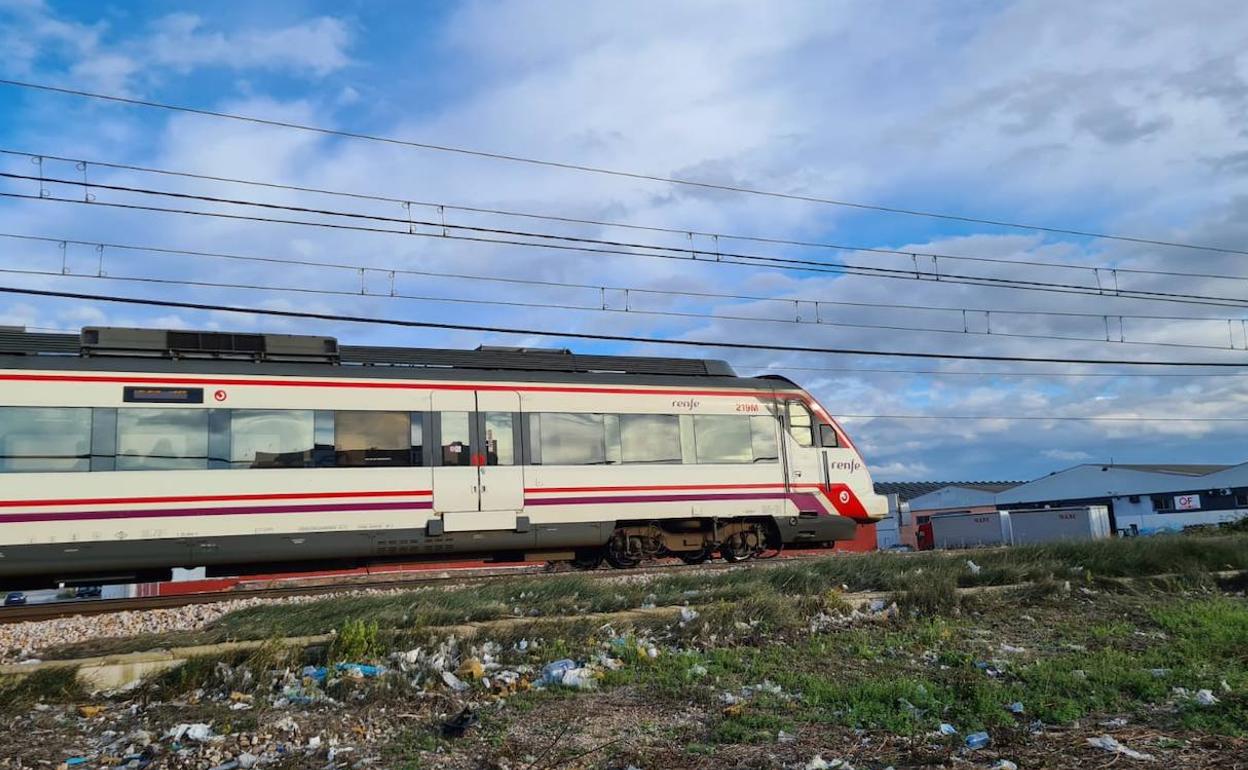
[0,666,84,715]
[6,531,1247,768]
[40,532,1248,662]
[600,590,1248,741]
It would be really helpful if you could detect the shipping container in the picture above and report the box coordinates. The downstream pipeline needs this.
[930,510,1012,548]
[1007,506,1111,544]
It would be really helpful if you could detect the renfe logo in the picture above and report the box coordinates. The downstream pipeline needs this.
[829,459,863,474]
[671,399,701,410]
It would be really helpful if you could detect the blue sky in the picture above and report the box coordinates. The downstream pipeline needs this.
[2,0,1247,481]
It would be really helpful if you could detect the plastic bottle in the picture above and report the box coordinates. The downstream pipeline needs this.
[965,731,991,749]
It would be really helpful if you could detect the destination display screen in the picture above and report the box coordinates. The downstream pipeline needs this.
[122,386,205,404]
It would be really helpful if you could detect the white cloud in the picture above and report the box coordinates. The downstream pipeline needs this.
[146,13,352,76]
[1042,449,1093,462]
[3,0,1248,481]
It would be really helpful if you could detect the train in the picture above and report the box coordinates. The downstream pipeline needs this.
[0,327,887,589]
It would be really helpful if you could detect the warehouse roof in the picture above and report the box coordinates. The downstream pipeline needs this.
[1098,464,1233,476]
[874,481,1022,502]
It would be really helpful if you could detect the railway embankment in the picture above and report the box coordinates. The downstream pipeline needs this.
[1,534,1246,769]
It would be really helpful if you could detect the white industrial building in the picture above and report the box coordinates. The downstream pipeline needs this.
[996,463,1248,534]
[876,462,1248,548]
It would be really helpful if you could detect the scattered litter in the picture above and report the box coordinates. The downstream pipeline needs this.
[938,723,958,736]
[777,730,796,743]
[207,761,239,770]
[237,753,259,769]
[274,717,299,734]
[991,761,1018,770]
[1220,679,1232,693]
[868,599,888,612]
[679,607,700,624]
[166,723,217,743]
[301,665,328,683]
[62,759,88,768]
[307,735,322,750]
[804,757,853,770]
[964,731,990,750]
[441,671,469,692]
[1194,689,1220,706]
[559,666,599,690]
[1006,701,1025,714]
[338,662,385,678]
[999,644,1026,654]
[456,657,484,680]
[515,638,530,652]
[1087,734,1155,761]
[441,707,479,738]
[76,705,104,718]
[1149,668,1170,678]
[966,560,983,575]
[1099,717,1129,728]
[742,680,786,699]
[538,659,577,685]
[689,663,708,677]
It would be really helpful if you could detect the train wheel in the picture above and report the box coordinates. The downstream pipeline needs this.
[605,531,642,569]
[720,525,764,562]
[679,545,714,565]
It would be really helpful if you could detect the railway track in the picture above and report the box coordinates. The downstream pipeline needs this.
[0,549,838,625]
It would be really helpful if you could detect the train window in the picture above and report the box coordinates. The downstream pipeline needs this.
[410,413,425,466]
[0,406,91,472]
[116,408,209,470]
[535,413,606,465]
[785,401,814,447]
[441,411,472,467]
[229,410,315,468]
[619,414,681,464]
[483,412,514,466]
[692,415,753,464]
[749,416,780,463]
[819,423,840,448]
[336,411,411,467]
[91,408,118,471]
[604,414,622,464]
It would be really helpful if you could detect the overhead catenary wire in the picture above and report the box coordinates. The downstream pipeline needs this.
[7,147,1248,287]
[2,78,1246,258]
[5,231,1244,326]
[3,283,1247,369]
[8,183,1248,314]
[5,262,1242,353]
[9,317,1245,378]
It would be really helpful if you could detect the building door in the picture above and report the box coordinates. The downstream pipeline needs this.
[431,390,524,532]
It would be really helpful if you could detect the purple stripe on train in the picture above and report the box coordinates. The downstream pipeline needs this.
[0,492,834,524]
[524,491,832,514]
[0,500,434,524]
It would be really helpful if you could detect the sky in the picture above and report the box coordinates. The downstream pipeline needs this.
[1,0,1247,482]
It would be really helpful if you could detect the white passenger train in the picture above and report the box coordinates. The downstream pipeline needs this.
[0,328,886,588]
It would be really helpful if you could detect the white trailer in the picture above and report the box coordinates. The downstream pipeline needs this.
[930,510,1012,548]
[1007,506,1112,544]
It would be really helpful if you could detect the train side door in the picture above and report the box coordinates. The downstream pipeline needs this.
[431,391,523,532]
[782,400,823,502]
[476,391,524,519]
[432,391,479,520]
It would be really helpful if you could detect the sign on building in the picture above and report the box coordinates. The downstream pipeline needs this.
[1174,494,1201,511]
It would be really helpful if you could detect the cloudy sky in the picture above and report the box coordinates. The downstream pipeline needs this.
[1,0,1246,481]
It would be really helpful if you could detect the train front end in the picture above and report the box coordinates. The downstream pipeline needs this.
[769,383,889,548]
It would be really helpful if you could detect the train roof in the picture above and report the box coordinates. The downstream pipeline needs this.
[0,326,794,390]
